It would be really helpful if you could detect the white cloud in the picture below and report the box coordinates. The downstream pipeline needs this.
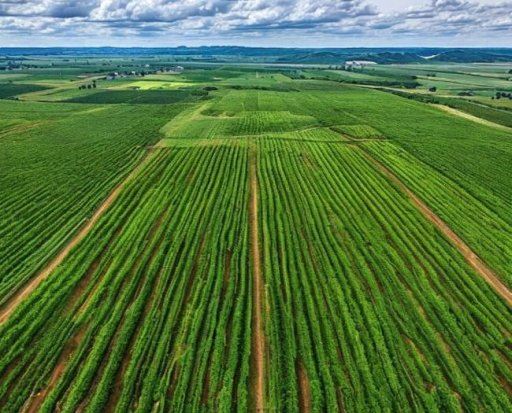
[0,0,510,46]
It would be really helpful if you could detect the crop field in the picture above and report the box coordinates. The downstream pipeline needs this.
[0,83,49,99]
[258,136,511,412]
[0,62,511,412]
[0,101,187,305]
[65,89,208,104]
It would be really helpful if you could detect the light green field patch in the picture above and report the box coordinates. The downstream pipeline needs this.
[264,127,350,143]
[468,95,512,109]
[0,118,25,132]
[331,124,384,139]
[21,87,98,102]
[155,137,240,148]
[324,70,389,82]
[0,74,29,81]
[116,80,192,90]
[160,101,212,137]
[162,103,319,139]
[143,74,187,81]
[73,106,109,116]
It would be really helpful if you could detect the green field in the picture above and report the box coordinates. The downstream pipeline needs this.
[0,62,511,412]
[0,83,49,98]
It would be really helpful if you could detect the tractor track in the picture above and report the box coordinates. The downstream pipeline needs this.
[361,149,512,307]
[249,147,266,412]
[0,148,159,325]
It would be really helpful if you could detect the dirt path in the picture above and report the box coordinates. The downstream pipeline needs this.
[249,149,265,412]
[432,104,512,133]
[297,361,311,413]
[362,150,512,307]
[0,149,158,325]
[23,324,88,413]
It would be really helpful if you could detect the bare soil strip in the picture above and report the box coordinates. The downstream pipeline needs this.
[0,148,158,325]
[433,104,512,133]
[249,149,266,412]
[23,324,88,413]
[297,360,312,413]
[362,150,512,307]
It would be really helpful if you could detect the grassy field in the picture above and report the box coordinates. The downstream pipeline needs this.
[0,62,511,412]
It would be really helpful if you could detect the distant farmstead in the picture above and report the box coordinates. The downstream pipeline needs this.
[344,60,377,70]
[169,65,184,73]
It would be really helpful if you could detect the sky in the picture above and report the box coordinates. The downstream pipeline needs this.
[0,0,510,48]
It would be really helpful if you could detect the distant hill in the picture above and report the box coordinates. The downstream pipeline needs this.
[429,49,512,63]
[274,51,424,64]
[349,52,424,64]
[0,47,511,64]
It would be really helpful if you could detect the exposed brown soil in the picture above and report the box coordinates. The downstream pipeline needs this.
[0,149,158,325]
[201,369,211,406]
[63,256,102,314]
[363,151,512,307]
[297,360,312,413]
[24,324,88,413]
[404,337,427,363]
[499,375,512,396]
[249,150,265,412]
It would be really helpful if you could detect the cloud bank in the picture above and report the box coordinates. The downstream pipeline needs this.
[0,0,510,46]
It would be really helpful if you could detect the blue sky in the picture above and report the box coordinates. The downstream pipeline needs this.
[0,0,510,47]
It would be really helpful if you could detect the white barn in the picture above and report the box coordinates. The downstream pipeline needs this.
[344,60,377,70]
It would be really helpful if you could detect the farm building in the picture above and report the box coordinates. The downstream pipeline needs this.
[344,60,377,70]
[168,65,184,73]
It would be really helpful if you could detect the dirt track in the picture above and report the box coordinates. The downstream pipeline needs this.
[363,151,512,307]
[0,149,157,325]
[433,104,512,133]
[297,361,312,412]
[249,150,265,412]
[23,325,87,413]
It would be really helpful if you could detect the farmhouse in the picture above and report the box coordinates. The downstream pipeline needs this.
[168,65,184,73]
[344,60,377,70]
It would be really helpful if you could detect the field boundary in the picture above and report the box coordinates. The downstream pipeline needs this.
[432,104,512,133]
[361,149,512,307]
[249,146,266,412]
[0,148,159,325]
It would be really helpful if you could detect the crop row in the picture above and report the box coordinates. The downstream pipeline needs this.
[0,142,252,412]
[307,88,512,226]
[363,140,512,289]
[257,136,512,412]
[0,102,186,305]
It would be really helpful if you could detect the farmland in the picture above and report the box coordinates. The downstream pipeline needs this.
[0,59,511,412]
